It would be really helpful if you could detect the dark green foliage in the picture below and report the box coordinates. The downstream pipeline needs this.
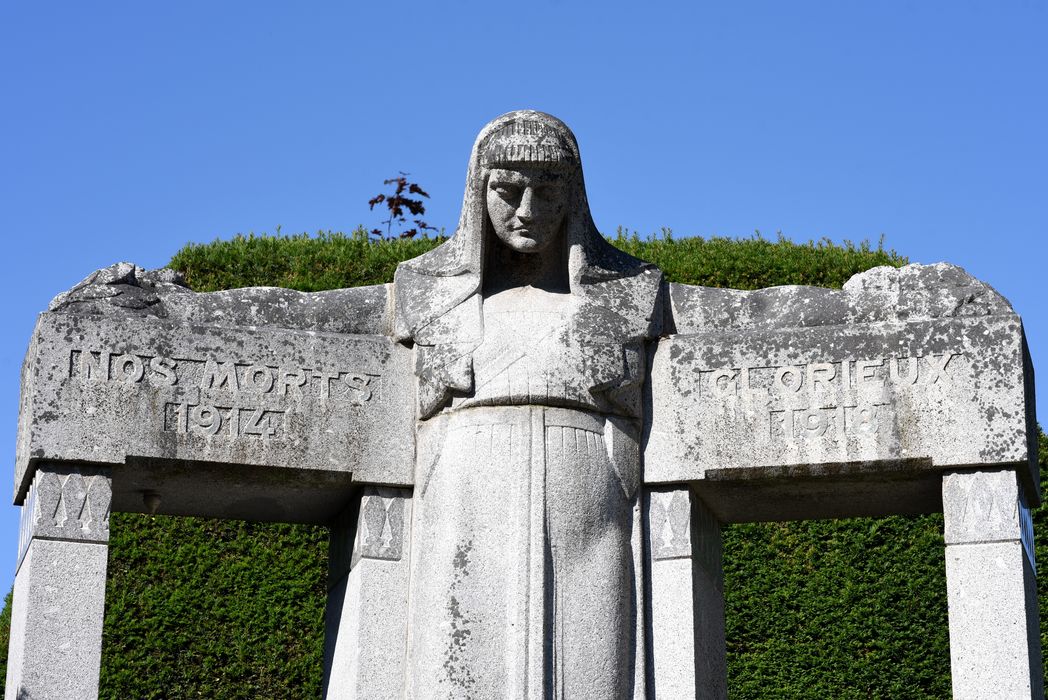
[612,229,902,290]
[3,230,1043,697]
[0,589,10,688]
[723,517,951,698]
[169,229,438,293]
[99,516,328,699]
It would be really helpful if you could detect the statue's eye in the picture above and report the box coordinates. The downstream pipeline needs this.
[491,184,519,199]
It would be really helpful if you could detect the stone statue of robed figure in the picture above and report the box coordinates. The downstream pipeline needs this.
[395,112,660,697]
[7,111,1042,699]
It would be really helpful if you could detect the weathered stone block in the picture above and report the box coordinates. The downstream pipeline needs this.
[646,264,1038,522]
[15,313,415,521]
[942,468,1043,698]
[17,464,111,570]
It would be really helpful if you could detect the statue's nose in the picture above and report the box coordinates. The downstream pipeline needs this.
[516,187,535,222]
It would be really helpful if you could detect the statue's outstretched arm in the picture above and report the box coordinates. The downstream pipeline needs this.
[47,262,392,336]
[665,262,1014,334]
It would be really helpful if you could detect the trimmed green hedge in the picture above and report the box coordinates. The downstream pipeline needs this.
[2,230,1043,698]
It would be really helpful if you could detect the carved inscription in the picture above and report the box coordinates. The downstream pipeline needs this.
[769,402,891,441]
[699,353,962,443]
[69,348,380,441]
[703,354,958,398]
[164,402,285,439]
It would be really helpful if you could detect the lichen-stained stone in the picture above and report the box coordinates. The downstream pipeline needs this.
[47,263,392,335]
[646,263,1038,522]
[15,311,415,522]
[395,111,661,699]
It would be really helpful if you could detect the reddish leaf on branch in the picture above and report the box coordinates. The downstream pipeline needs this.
[368,171,437,239]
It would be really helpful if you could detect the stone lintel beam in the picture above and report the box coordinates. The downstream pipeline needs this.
[646,263,1037,523]
[15,313,416,518]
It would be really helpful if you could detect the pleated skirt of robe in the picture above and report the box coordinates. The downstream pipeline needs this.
[406,405,642,700]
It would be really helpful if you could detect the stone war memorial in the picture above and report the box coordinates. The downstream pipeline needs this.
[5,111,1042,699]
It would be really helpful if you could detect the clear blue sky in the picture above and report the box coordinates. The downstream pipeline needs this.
[0,1,1044,591]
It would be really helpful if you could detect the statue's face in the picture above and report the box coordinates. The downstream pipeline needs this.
[486,167,569,254]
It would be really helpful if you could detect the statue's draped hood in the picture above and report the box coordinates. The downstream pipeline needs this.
[393,110,664,418]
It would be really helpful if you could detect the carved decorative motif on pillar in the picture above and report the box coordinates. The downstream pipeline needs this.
[942,468,1036,573]
[351,486,406,568]
[18,466,112,567]
[648,489,692,561]
[942,470,1019,541]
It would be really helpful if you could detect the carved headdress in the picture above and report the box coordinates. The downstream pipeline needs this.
[393,111,663,417]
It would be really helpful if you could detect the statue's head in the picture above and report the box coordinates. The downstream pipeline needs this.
[394,111,661,348]
[477,116,578,255]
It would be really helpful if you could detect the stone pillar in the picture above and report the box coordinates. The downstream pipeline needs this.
[942,468,1043,699]
[645,486,726,699]
[5,463,112,700]
[323,486,412,699]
